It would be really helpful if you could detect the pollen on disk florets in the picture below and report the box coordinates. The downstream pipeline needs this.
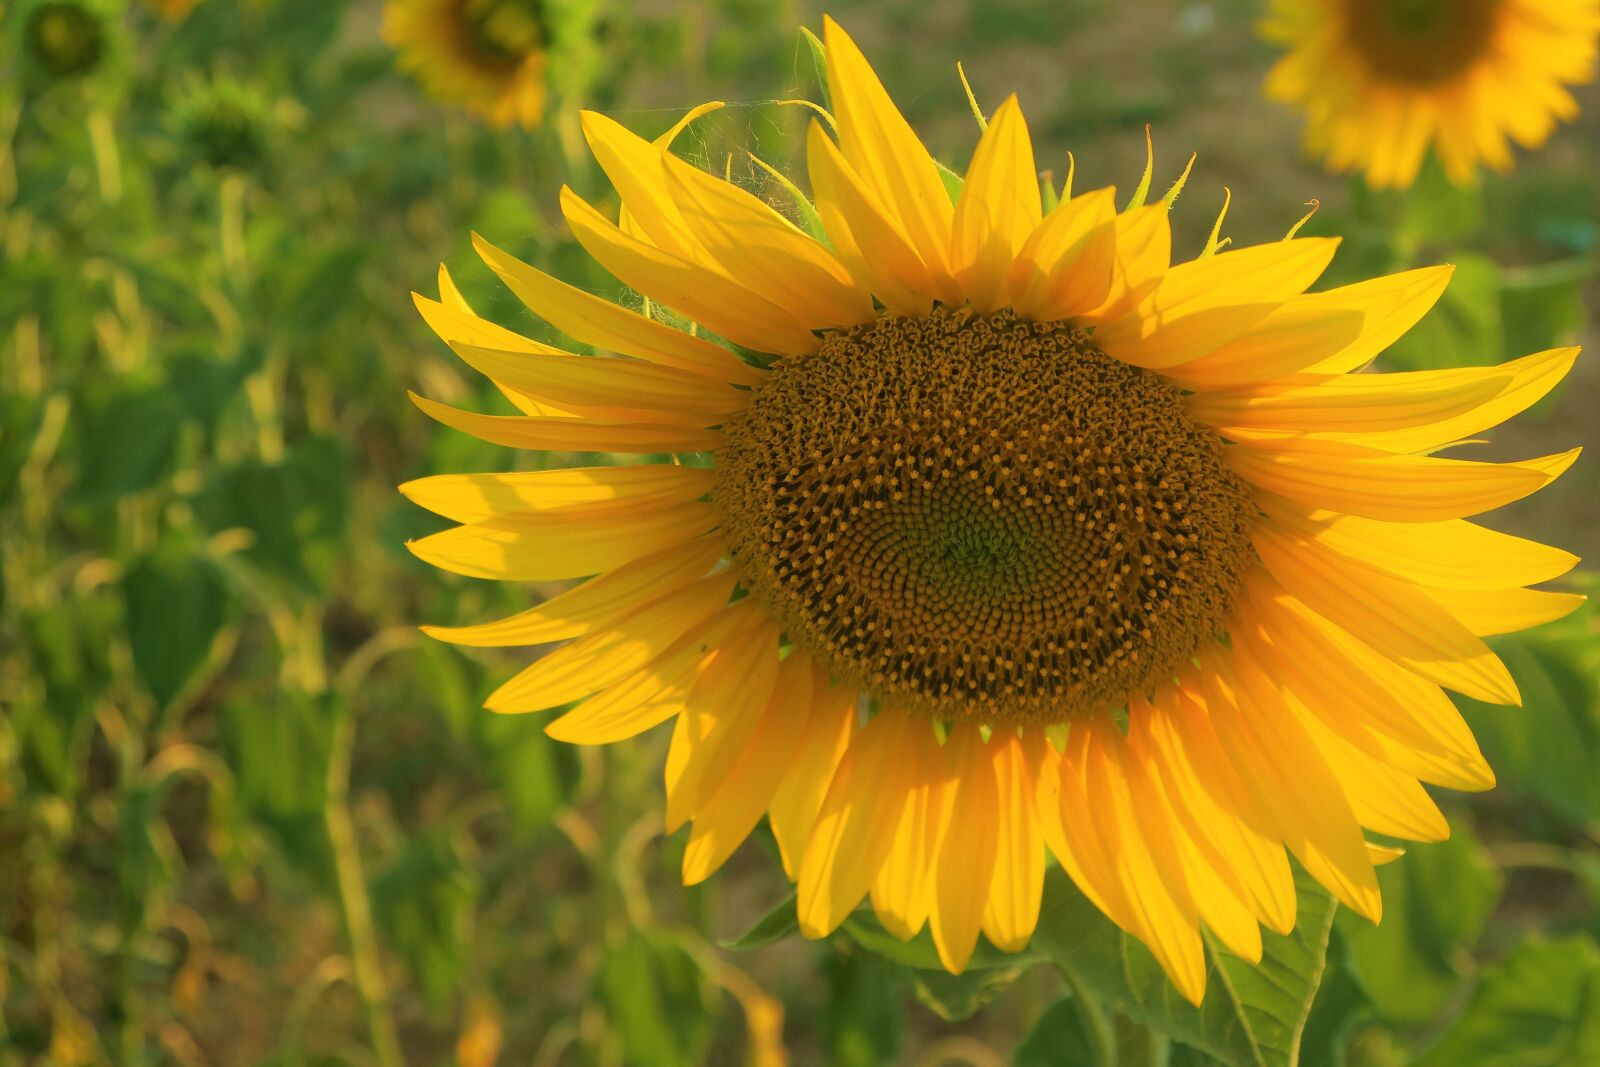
[715,308,1257,726]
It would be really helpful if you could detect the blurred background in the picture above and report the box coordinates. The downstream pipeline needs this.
[1,0,1597,1062]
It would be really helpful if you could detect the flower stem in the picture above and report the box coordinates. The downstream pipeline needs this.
[325,708,405,1067]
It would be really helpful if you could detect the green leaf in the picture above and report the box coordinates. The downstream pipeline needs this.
[1500,257,1592,358]
[1338,817,1501,1025]
[221,691,336,819]
[122,545,230,709]
[1013,995,1102,1067]
[821,950,903,1067]
[1295,930,1372,1067]
[272,243,369,330]
[937,160,965,205]
[1457,636,1600,830]
[1396,158,1486,247]
[478,713,579,837]
[75,386,183,502]
[1380,253,1502,370]
[911,966,1026,1022]
[1411,936,1600,1067]
[1031,865,1338,1067]
[370,830,479,1011]
[800,26,831,112]
[841,908,1041,971]
[595,930,716,1067]
[724,892,800,951]
[197,435,349,592]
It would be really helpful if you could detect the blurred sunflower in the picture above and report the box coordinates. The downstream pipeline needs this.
[403,18,1583,1001]
[383,0,549,129]
[145,0,202,23]
[1262,0,1600,188]
[22,0,108,78]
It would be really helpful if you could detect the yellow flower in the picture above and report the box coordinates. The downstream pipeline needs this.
[1262,0,1600,188]
[383,0,548,129]
[146,0,202,23]
[403,18,1583,1002]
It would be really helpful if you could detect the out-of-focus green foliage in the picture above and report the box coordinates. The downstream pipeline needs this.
[0,0,1596,1062]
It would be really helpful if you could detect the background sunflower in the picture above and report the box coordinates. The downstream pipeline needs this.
[1,0,1598,1063]
[1261,0,1600,188]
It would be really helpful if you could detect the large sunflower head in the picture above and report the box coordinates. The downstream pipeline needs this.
[403,18,1583,1002]
[383,0,550,129]
[1261,0,1600,187]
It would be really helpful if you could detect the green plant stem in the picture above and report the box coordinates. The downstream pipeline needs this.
[325,709,405,1067]
[1063,971,1116,1067]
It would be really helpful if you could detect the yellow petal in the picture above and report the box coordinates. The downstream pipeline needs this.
[798,710,927,937]
[1084,719,1207,1006]
[1227,438,1557,522]
[408,392,726,454]
[769,673,857,880]
[660,150,875,329]
[1427,587,1586,637]
[1167,266,1454,390]
[1095,238,1342,369]
[1142,688,1298,934]
[450,341,746,422]
[1051,728,1139,932]
[483,570,737,712]
[664,619,783,832]
[980,733,1045,954]
[1125,705,1262,963]
[870,724,951,941]
[805,119,936,315]
[1189,367,1512,435]
[1255,494,1579,591]
[471,233,764,385]
[1199,348,1580,454]
[400,465,714,524]
[421,538,723,647]
[1077,203,1171,324]
[682,654,820,884]
[414,289,550,356]
[1230,615,1452,842]
[1347,347,1580,453]
[930,725,1000,975]
[1195,653,1382,922]
[561,186,821,355]
[580,108,710,263]
[1251,522,1519,705]
[406,502,719,582]
[1243,572,1495,791]
[543,607,748,744]
[952,95,1041,311]
[1290,701,1450,843]
[1009,186,1118,321]
[822,16,959,303]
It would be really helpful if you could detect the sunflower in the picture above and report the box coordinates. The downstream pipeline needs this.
[403,18,1583,1002]
[145,0,202,23]
[383,0,549,129]
[22,0,108,78]
[1262,0,1600,188]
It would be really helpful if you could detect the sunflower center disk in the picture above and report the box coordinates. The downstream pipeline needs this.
[456,0,545,71]
[715,309,1257,726]
[1344,0,1500,85]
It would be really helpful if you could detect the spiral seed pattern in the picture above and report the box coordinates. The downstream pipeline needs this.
[715,308,1256,725]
